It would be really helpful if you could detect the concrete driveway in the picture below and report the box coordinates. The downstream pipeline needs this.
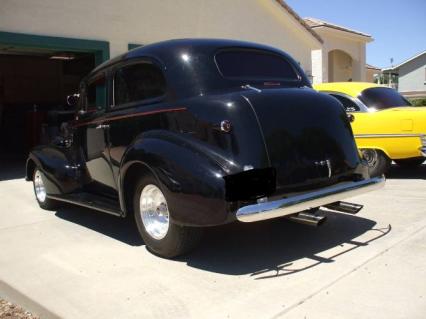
[0,163,425,319]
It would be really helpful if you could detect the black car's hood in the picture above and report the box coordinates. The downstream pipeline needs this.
[242,88,360,192]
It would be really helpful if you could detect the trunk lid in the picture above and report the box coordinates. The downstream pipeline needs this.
[242,88,360,192]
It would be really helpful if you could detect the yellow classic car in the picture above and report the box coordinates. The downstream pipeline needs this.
[314,82,426,176]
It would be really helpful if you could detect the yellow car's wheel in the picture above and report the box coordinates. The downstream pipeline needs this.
[361,149,391,177]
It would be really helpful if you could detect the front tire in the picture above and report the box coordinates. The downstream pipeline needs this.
[133,174,202,258]
[33,169,60,211]
[395,158,425,167]
[361,149,391,177]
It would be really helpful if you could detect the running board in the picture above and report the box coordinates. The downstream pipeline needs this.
[323,201,363,214]
[48,192,123,217]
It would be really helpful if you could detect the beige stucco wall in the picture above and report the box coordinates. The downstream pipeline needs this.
[0,0,321,74]
[328,50,353,82]
[310,27,369,83]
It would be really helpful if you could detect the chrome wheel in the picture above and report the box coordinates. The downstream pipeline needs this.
[139,184,170,240]
[34,170,47,203]
[361,149,378,168]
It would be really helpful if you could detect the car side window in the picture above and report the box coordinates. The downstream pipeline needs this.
[86,73,107,111]
[330,94,360,112]
[114,62,166,106]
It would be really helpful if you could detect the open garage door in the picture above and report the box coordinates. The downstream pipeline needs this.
[0,32,109,179]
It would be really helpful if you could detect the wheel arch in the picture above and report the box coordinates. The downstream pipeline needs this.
[117,131,231,226]
[26,153,43,181]
[119,161,157,217]
[359,147,391,160]
[26,158,37,181]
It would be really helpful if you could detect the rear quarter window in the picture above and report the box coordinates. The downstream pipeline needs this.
[359,87,411,110]
[114,62,166,107]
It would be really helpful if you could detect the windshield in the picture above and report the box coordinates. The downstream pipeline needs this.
[215,50,300,81]
[359,87,411,110]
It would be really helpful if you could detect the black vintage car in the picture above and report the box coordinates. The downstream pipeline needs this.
[26,39,384,257]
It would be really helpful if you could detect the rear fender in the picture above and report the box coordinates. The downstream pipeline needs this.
[119,130,233,226]
[355,136,423,159]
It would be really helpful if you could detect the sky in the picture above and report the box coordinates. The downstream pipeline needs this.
[285,0,426,68]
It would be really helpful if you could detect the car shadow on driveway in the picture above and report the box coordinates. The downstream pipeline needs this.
[181,211,391,278]
[55,205,144,246]
[386,163,426,179]
[54,205,390,278]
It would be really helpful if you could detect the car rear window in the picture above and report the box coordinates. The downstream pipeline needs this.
[359,87,411,110]
[215,50,299,81]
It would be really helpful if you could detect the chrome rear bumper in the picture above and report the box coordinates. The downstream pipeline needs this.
[236,176,385,223]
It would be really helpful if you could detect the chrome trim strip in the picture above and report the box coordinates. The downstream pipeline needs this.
[236,176,385,223]
[355,133,424,138]
[241,84,262,93]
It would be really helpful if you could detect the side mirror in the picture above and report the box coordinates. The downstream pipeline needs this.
[66,93,80,107]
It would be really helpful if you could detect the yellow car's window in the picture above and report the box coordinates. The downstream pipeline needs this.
[330,94,360,112]
[359,87,411,110]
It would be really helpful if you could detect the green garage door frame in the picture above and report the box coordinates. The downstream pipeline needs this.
[128,43,143,50]
[0,31,110,66]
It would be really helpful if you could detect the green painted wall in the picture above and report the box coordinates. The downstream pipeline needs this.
[128,43,143,50]
[0,31,110,66]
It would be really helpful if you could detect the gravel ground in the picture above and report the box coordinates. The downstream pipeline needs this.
[0,299,39,319]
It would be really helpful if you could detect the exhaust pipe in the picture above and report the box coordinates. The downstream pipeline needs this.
[323,201,363,214]
[287,210,326,227]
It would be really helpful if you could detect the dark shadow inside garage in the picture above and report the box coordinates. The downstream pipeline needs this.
[0,46,94,179]
[0,47,94,159]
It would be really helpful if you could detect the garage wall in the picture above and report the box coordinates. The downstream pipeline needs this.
[0,0,321,75]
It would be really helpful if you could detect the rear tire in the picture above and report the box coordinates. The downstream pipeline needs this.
[395,158,425,167]
[32,169,60,211]
[361,149,391,177]
[133,174,203,258]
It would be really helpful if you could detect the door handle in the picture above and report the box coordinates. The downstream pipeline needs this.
[95,124,110,130]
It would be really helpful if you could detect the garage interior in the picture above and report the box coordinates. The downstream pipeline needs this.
[0,45,95,176]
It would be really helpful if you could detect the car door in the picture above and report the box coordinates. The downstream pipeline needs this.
[77,72,118,196]
[106,59,168,184]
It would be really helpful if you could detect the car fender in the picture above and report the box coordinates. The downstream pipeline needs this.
[26,146,82,195]
[119,130,234,226]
